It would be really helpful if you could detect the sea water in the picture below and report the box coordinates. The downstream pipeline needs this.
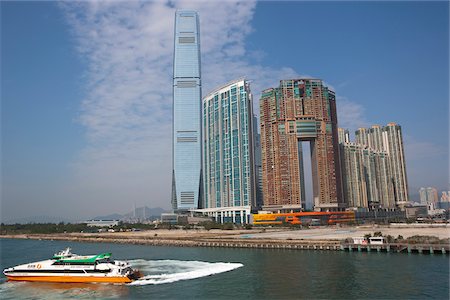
[0,238,448,299]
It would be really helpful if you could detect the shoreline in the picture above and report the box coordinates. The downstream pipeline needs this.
[0,232,343,249]
[2,233,449,254]
[2,225,449,253]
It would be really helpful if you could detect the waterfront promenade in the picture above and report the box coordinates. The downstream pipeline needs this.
[232,224,450,240]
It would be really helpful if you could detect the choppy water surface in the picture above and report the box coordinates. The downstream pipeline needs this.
[1,238,448,299]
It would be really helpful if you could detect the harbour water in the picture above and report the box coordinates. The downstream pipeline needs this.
[1,238,448,299]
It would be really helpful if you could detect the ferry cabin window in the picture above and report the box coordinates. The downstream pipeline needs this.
[96,258,114,264]
[52,261,96,265]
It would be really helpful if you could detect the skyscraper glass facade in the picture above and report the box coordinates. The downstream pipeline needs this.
[202,79,255,210]
[172,10,202,210]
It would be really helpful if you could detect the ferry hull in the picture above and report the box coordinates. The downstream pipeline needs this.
[5,275,133,284]
[3,248,142,285]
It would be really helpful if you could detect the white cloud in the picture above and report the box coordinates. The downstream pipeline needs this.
[336,96,369,133]
[59,0,300,216]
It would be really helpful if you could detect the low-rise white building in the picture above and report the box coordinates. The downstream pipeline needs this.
[85,220,119,227]
[427,202,446,216]
[193,206,252,224]
[369,237,385,245]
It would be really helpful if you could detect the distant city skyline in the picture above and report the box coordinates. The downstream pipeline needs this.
[419,187,438,205]
[1,1,448,222]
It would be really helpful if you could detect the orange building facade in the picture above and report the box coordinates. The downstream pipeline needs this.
[260,79,344,211]
[252,211,355,226]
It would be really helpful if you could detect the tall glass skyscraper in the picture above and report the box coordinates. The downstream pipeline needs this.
[172,10,202,211]
[202,79,256,222]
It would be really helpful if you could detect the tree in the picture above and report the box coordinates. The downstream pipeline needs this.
[385,235,394,243]
[222,223,234,230]
[199,221,221,231]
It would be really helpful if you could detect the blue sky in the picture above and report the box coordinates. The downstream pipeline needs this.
[1,1,448,222]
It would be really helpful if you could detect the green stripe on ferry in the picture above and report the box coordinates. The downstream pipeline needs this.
[56,253,112,263]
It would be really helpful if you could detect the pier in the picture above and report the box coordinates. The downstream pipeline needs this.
[191,241,449,254]
[341,243,449,254]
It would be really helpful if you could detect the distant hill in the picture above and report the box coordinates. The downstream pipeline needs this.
[88,213,124,221]
[2,207,170,224]
[2,215,74,225]
[92,207,169,221]
[123,206,168,219]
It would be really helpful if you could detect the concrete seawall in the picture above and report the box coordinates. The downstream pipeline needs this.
[0,234,341,250]
[2,234,448,254]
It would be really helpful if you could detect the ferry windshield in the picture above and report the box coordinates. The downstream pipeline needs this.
[96,258,114,264]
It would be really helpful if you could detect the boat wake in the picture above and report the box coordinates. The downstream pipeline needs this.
[128,259,243,286]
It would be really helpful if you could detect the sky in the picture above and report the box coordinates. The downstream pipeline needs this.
[1,0,448,222]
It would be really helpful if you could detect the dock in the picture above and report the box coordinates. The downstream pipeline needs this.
[195,241,449,254]
[341,243,449,254]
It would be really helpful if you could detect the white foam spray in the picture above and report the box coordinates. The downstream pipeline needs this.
[128,259,243,286]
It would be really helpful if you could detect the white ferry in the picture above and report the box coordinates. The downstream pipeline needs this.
[3,248,142,284]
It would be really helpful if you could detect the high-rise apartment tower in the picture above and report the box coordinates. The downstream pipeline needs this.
[338,128,350,144]
[253,121,264,209]
[382,123,409,205]
[202,79,256,223]
[340,143,367,208]
[340,142,395,209]
[352,123,409,207]
[419,187,438,204]
[172,10,202,211]
[260,79,344,211]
